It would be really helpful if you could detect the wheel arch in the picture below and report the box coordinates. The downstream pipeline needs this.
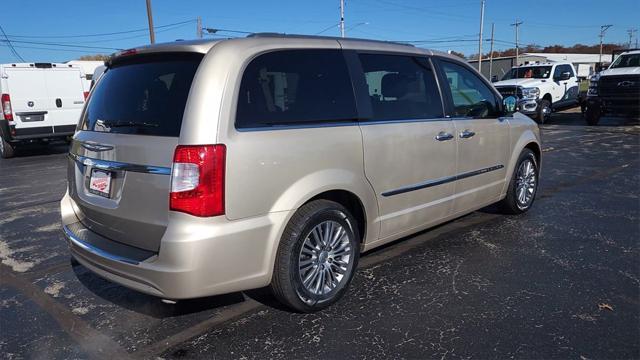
[269,169,379,246]
[524,141,541,166]
[306,189,367,244]
[503,128,542,195]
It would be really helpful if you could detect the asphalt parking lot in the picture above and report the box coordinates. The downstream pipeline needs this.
[1,111,638,359]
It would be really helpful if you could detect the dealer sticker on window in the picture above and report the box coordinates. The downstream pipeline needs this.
[89,169,112,198]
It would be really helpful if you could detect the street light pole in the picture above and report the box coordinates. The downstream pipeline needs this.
[477,0,485,73]
[340,0,345,38]
[511,20,523,68]
[599,25,612,64]
[489,23,495,80]
[145,0,156,44]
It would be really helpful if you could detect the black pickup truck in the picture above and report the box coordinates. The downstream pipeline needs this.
[585,50,640,125]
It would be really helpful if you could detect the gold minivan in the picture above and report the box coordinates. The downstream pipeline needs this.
[61,34,541,312]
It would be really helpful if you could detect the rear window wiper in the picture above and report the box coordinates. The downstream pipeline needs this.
[98,120,159,128]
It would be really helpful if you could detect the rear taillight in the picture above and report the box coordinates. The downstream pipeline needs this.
[170,144,226,217]
[1,94,12,121]
[83,91,89,100]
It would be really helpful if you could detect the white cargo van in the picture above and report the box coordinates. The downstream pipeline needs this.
[1,62,87,158]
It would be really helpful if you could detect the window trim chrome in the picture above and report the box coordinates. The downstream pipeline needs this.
[68,152,171,175]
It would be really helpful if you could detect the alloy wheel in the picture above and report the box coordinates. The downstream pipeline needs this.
[515,158,537,209]
[298,220,353,298]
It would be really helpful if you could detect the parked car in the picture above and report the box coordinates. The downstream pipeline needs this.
[89,65,106,89]
[493,62,580,124]
[0,62,88,158]
[60,35,541,312]
[585,49,640,125]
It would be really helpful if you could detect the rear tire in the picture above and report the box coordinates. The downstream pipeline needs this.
[0,136,15,159]
[585,106,601,126]
[499,149,539,214]
[270,200,360,313]
[535,99,551,124]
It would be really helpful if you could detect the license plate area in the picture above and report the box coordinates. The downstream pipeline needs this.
[89,169,112,198]
[19,114,45,122]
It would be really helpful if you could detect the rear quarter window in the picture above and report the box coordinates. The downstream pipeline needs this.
[235,49,358,128]
[81,53,203,137]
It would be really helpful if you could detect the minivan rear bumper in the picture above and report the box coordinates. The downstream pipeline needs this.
[61,191,290,299]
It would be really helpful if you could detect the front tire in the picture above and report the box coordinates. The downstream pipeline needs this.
[0,136,15,159]
[499,149,539,214]
[270,200,360,312]
[535,99,551,124]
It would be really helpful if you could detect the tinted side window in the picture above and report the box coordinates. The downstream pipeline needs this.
[236,50,357,128]
[554,64,573,78]
[82,53,202,137]
[439,60,500,118]
[359,54,443,121]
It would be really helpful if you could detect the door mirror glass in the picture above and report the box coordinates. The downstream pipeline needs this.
[503,96,517,115]
[491,75,498,82]
[555,72,571,81]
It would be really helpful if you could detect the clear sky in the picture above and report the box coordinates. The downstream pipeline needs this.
[1,0,638,63]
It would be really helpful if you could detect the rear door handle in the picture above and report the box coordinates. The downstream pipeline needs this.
[435,132,454,141]
[459,130,475,139]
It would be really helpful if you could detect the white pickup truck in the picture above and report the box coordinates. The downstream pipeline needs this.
[493,62,580,123]
[1,62,87,158]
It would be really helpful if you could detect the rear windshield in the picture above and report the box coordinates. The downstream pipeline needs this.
[80,53,203,137]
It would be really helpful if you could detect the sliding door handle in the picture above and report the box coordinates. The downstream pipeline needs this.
[459,130,476,139]
[435,132,454,141]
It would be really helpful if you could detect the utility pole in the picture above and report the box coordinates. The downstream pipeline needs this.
[477,0,485,73]
[489,23,495,81]
[145,0,155,44]
[599,25,612,64]
[627,28,637,49]
[197,16,203,39]
[339,0,345,38]
[511,20,523,68]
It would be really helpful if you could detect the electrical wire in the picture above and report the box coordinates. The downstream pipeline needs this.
[0,24,25,61]
[0,39,122,51]
[4,19,196,39]
[0,43,107,54]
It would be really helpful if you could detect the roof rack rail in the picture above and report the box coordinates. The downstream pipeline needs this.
[246,32,415,47]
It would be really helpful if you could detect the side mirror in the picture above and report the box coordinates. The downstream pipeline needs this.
[491,75,498,82]
[503,96,517,115]
[555,72,571,81]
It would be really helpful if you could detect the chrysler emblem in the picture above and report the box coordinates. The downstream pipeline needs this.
[617,81,635,87]
[27,101,34,107]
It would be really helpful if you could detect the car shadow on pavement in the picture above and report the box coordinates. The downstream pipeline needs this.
[10,142,70,158]
[72,261,247,318]
[545,111,639,127]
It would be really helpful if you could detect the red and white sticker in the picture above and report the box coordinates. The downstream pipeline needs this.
[89,170,111,197]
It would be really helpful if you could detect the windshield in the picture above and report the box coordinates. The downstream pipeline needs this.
[610,54,640,69]
[502,66,552,80]
[81,53,202,137]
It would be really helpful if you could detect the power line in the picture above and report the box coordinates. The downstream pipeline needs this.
[315,23,341,35]
[0,24,25,61]
[0,43,109,54]
[21,22,193,45]
[0,39,122,51]
[5,19,196,39]
[204,28,253,35]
